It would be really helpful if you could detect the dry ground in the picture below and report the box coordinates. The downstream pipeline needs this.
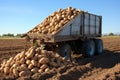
[0,37,120,80]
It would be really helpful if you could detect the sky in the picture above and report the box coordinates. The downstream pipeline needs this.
[0,0,120,35]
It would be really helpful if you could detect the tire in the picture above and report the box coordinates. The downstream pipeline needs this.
[82,40,95,57]
[94,39,103,55]
[57,44,72,59]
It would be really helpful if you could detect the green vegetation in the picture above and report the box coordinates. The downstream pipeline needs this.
[108,33,114,36]
[0,33,22,38]
[103,32,120,37]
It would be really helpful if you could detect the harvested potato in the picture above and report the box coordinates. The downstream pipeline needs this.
[13,68,19,77]
[20,51,25,58]
[26,59,31,65]
[31,60,37,66]
[31,68,38,73]
[19,70,32,77]
[39,57,49,64]
[20,58,25,64]
[26,48,35,58]
[38,69,43,73]
[12,61,20,68]
[40,64,48,70]
[28,64,34,70]
[17,64,27,71]
[4,67,10,74]
[45,68,50,72]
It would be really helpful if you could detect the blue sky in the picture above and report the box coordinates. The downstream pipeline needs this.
[0,0,120,35]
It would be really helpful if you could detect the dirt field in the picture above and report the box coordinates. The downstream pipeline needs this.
[0,37,120,80]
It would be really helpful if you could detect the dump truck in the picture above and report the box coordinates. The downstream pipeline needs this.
[23,7,103,59]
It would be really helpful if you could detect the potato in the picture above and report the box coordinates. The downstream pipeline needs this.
[25,47,33,56]
[41,50,48,55]
[38,69,43,73]
[35,47,41,53]
[26,59,31,65]
[17,64,27,71]
[20,51,25,58]
[20,58,25,64]
[21,64,27,68]
[55,53,60,58]
[35,53,39,57]
[7,57,13,63]
[10,60,15,66]
[17,66,24,71]
[28,64,34,70]
[14,53,20,60]
[40,64,48,70]
[38,55,44,59]
[16,58,20,62]
[32,73,41,79]
[10,67,14,74]
[12,61,20,68]
[45,68,50,72]
[31,60,37,66]
[19,70,32,77]
[5,62,10,67]
[13,68,19,77]
[39,57,49,64]
[4,67,10,74]
[1,60,6,67]
[26,48,35,58]
[42,30,48,34]
[52,31,56,35]
[31,68,38,73]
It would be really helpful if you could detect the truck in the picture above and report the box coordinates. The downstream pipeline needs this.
[23,8,103,59]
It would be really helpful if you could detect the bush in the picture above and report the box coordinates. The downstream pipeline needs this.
[2,33,14,37]
[108,33,114,36]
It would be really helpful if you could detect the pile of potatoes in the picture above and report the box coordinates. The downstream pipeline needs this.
[0,46,71,77]
[28,7,81,35]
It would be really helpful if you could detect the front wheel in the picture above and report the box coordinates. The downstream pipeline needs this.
[57,44,72,59]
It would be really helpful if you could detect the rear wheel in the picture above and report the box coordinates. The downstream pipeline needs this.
[82,40,95,57]
[57,44,72,59]
[94,39,103,55]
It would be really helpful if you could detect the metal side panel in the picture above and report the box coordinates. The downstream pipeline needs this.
[83,12,101,37]
[90,15,96,34]
[54,14,82,42]
[84,13,89,35]
[96,17,100,34]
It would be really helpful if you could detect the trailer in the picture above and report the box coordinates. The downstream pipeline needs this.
[24,10,103,59]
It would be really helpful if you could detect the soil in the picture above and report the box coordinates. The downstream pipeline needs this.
[0,37,120,80]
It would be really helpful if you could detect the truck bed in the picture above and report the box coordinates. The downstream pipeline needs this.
[27,12,102,43]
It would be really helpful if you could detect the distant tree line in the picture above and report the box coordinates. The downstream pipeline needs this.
[0,33,22,37]
[103,32,120,36]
